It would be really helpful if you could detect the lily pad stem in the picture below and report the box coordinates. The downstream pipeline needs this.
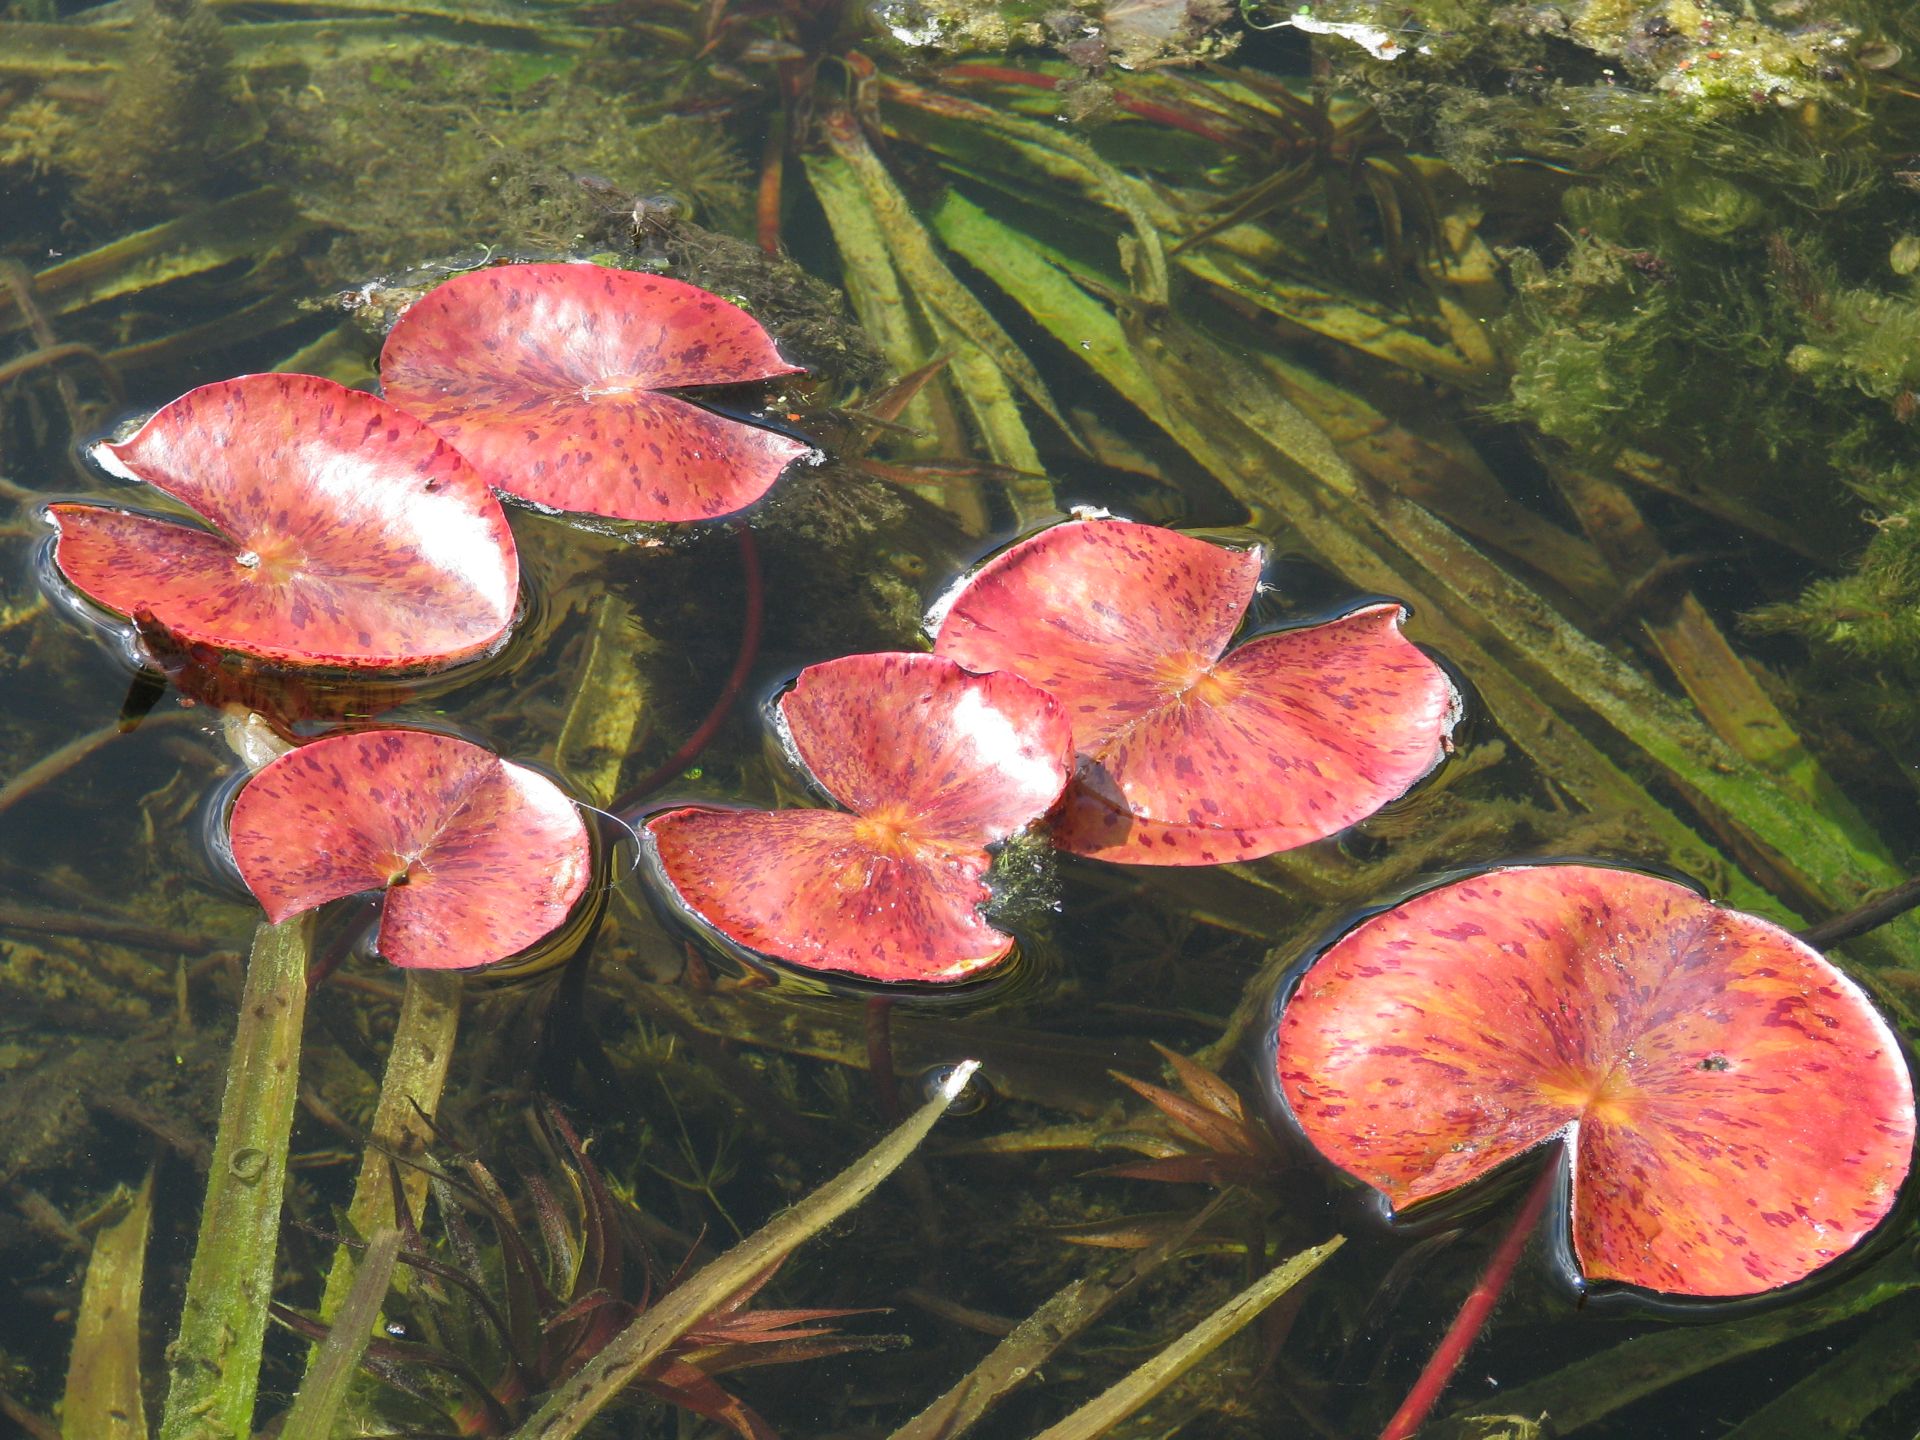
[1379,1142,1564,1440]
[614,523,762,813]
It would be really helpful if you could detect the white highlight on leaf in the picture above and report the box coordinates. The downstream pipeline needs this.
[946,685,1065,829]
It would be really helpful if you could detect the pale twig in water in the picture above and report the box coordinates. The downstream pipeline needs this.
[511,1061,982,1440]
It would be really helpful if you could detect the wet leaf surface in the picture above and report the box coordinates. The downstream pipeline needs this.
[379,262,811,522]
[1275,863,1916,1296]
[646,652,1072,983]
[934,518,1458,863]
[50,373,518,669]
[229,729,590,970]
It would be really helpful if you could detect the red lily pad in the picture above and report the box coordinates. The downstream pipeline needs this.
[378,262,811,523]
[228,730,591,971]
[645,652,1072,984]
[49,374,518,670]
[933,519,1458,865]
[1275,864,1916,1297]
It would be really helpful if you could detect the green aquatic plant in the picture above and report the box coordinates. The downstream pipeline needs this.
[18,5,1920,1439]
[277,1106,898,1438]
[70,0,257,223]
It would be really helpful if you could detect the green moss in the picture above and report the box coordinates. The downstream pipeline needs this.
[1494,239,1675,455]
[1784,252,1920,404]
[265,50,754,283]
[71,0,256,222]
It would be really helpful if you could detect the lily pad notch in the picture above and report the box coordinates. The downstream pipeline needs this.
[50,373,520,670]
[1271,861,1917,1438]
[644,650,1074,985]
[932,516,1460,864]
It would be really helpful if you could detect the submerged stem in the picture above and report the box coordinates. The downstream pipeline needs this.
[1797,876,1920,951]
[615,523,762,812]
[310,968,462,1332]
[1378,1145,1564,1440]
[158,913,314,1440]
[282,1227,401,1440]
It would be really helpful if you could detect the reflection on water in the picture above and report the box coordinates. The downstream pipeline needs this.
[5,0,1920,1436]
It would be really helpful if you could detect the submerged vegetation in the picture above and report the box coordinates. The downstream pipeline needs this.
[8,0,1920,1437]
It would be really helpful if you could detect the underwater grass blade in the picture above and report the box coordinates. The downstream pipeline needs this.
[1554,465,1880,839]
[1178,247,1486,390]
[1236,336,1616,609]
[888,1195,1229,1440]
[1718,1297,1920,1440]
[879,76,1169,305]
[1455,1257,1920,1436]
[802,151,948,440]
[801,150,986,532]
[61,1170,153,1440]
[1029,1237,1343,1440]
[159,913,314,1440]
[5,188,312,337]
[818,106,1070,512]
[313,971,461,1327]
[512,1060,983,1440]
[283,1226,402,1440]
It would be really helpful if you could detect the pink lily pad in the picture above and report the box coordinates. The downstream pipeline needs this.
[645,652,1073,984]
[1275,864,1916,1297]
[228,730,591,971]
[933,519,1459,865]
[378,262,811,523]
[49,373,518,670]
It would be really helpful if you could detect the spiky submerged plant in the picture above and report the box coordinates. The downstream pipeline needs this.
[274,1104,894,1439]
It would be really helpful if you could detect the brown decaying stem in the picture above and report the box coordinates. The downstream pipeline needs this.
[1797,875,1920,951]
[756,113,786,255]
[0,717,171,817]
[0,900,228,958]
[1378,1145,1564,1440]
[864,994,902,1122]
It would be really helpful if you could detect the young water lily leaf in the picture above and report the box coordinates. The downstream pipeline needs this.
[933,518,1458,865]
[1275,864,1917,1297]
[645,652,1072,983]
[50,373,518,670]
[229,730,591,971]
[379,262,812,523]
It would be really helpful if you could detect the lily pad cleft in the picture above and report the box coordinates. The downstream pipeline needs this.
[379,261,813,523]
[49,373,519,670]
[645,651,1074,984]
[933,517,1459,864]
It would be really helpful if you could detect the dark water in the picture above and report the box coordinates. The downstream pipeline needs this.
[6,2,1920,1437]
